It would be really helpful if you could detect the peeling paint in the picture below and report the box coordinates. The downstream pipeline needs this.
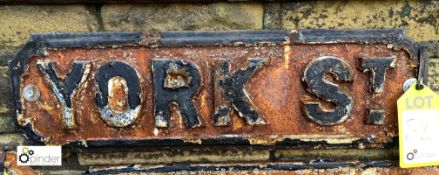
[36,60,90,129]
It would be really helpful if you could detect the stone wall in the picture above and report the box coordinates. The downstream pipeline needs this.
[0,1,438,174]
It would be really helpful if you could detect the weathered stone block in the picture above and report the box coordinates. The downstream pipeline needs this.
[263,3,282,29]
[0,51,14,66]
[420,41,439,58]
[0,133,27,148]
[78,147,269,165]
[0,117,16,133]
[428,59,439,91]
[0,66,16,133]
[0,5,99,51]
[101,3,263,31]
[274,149,398,161]
[279,1,439,41]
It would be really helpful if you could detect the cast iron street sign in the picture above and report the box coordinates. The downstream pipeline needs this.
[10,29,425,146]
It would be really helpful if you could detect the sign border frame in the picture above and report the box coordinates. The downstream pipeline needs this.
[9,29,425,147]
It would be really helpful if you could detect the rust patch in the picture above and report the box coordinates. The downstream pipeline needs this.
[2,152,40,175]
[164,62,192,89]
[108,76,129,113]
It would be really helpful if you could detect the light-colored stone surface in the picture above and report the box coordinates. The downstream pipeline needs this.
[280,0,439,41]
[428,59,439,91]
[0,5,99,51]
[0,133,27,147]
[101,3,263,31]
[78,148,270,165]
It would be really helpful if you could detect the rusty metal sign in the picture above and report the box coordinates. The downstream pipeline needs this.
[10,29,425,146]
